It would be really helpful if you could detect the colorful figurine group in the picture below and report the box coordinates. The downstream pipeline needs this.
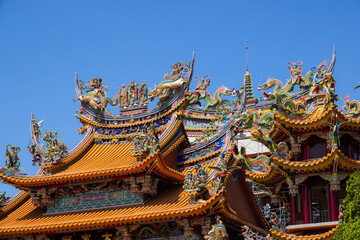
[119,81,148,109]
[131,124,159,155]
[183,164,206,192]
[42,129,68,163]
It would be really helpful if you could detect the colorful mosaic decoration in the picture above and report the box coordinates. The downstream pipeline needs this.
[343,94,360,117]
[48,188,143,214]
[94,117,171,136]
[131,123,160,156]
[230,147,271,174]
[183,118,211,129]
[178,135,225,163]
[183,164,206,193]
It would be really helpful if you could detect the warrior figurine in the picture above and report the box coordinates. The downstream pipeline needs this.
[288,61,303,78]
[5,144,21,171]
[28,141,41,166]
[194,75,210,98]
[128,82,139,105]
[139,81,148,105]
[120,84,129,108]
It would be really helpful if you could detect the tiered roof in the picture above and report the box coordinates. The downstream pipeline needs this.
[0,53,270,239]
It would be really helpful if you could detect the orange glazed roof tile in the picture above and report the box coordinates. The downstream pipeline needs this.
[275,104,349,130]
[0,142,182,188]
[0,186,225,237]
[55,142,136,175]
[271,148,360,173]
[245,166,285,184]
[270,226,336,240]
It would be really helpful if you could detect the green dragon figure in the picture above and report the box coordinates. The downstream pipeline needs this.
[252,128,293,160]
[235,109,275,130]
[187,75,237,111]
[343,94,360,117]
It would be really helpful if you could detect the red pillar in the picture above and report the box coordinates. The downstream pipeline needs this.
[290,195,296,225]
[302,181,311,224]
[328,184,339,221]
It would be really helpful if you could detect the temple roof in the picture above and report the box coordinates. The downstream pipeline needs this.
[270,226,337,239]
[272,148,360,173]
[245,166,285,184]
[0,186,224,237]
[275,104,360,131]
[0,143,185,189]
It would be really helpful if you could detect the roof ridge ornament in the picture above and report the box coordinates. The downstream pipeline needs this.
[118,80,149,115]
[73,76,119,116]
[5,144,22,172]
[30,114,68,166]
[148,60,190,102]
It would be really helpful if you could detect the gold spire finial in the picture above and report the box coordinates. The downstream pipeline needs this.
[246,40,248,72]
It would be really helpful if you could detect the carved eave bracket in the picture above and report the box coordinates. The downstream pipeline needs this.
[125,175,159,195]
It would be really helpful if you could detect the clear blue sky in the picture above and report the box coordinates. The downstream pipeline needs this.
[0,0,359,197]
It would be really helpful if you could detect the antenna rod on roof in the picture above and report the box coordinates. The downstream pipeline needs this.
[246,40,248,72]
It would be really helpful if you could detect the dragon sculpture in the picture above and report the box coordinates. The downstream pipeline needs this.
[74,76,118,114]
[313,74,339,110]
[187,75,235,111]
[252,128,293,160]
[343,94,360,117]
[228,147,271,174]
[272,93,307,116]
[258,76,306,100]
[258,77,310,117]
[148,61,189,101]
[235,109,275,130]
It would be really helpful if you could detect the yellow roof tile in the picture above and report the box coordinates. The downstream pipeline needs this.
[0,187,225,237]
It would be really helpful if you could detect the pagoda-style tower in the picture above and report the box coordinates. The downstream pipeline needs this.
[243,71,258,107]
[243,40,258,107]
